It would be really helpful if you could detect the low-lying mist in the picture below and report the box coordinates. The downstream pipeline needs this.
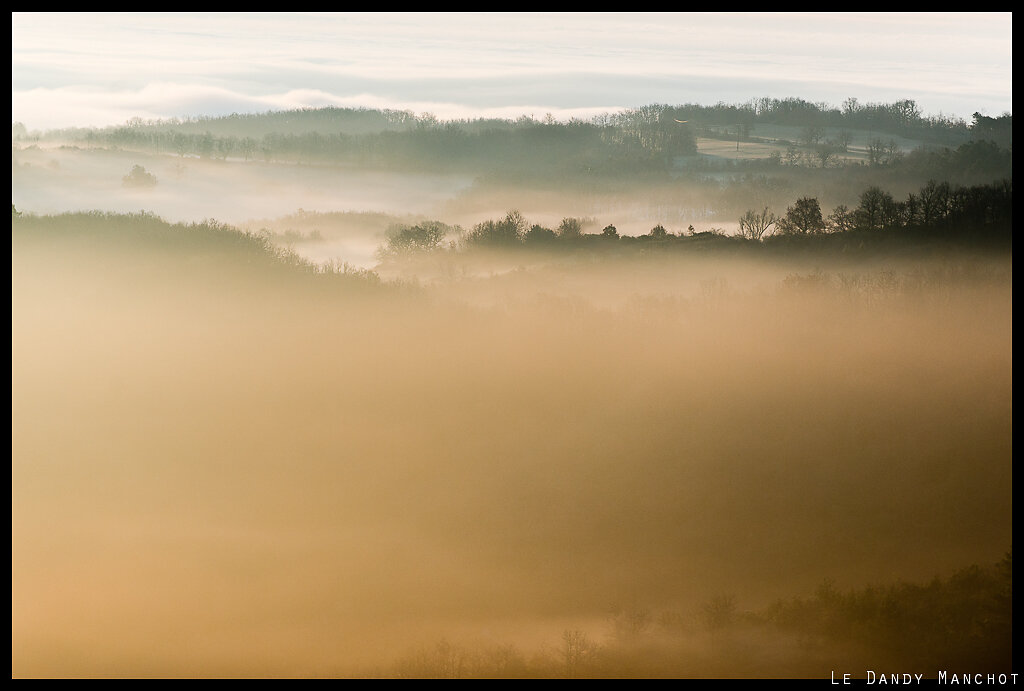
[11,145,473,241]
[11,215,1012,677]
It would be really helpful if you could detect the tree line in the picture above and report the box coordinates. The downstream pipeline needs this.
[22,97,999,145]
[746,177,1012,239]
[382,551,1011,678]
[28,106,699,178]
[377,178,1012,259]
[644,97,1002,146]
[17,99,1011,179]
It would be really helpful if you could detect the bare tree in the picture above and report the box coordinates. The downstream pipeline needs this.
[561,629,598,678]
[738,207,777,240]
[834,129,853,152]
[867,138,903,167]
[800,125,824,147]
[814,143,840,168]
[826,205,856,233]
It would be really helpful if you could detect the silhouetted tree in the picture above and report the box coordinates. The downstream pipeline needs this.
[867,138,902,167]
[524,223,558,246]
[776,197,825,235]
[855,187,895,231]
[918,180,952,227]
[826,205,856,233]
[377,220,454,258]
[738,207,776,240]
[464,210,527,248]
[557,217,584,239]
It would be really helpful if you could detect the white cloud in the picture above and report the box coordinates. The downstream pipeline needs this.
[12,82,627,132]
[12,12,1013,131]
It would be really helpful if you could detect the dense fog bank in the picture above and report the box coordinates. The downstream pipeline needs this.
[12,214,1011,676]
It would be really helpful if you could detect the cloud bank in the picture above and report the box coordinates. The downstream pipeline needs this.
[12,13,1013,131]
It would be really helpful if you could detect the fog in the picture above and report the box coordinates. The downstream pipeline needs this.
[10,144,742,270]
[10,43,1012,673]
[12,212,1012,676]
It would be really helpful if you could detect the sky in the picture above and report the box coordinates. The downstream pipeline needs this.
[11,12,1014,131]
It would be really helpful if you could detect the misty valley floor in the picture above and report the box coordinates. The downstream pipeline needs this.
[11,231,1012,677]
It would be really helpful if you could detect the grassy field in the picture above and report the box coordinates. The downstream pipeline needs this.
[693,123,926,165]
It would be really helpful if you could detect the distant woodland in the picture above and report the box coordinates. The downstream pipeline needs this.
[14,98,1011,183]
[379,177,1011,258]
